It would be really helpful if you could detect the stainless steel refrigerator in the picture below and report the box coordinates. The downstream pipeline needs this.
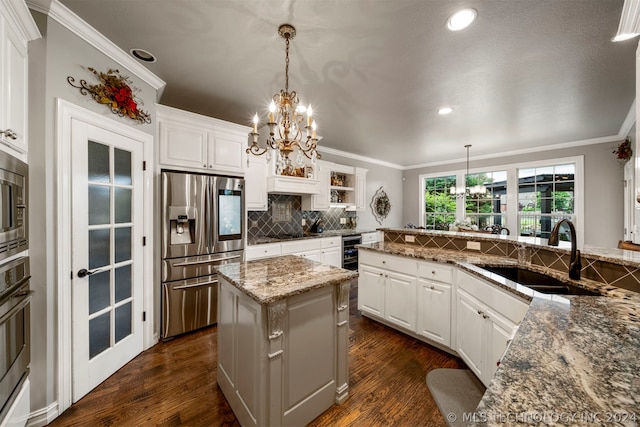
[161,171,245,339]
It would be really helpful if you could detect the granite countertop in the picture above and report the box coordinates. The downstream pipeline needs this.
[216,255,358,304]
[358,241,640,426]
[473,297,640,426]
[247,229,377,246]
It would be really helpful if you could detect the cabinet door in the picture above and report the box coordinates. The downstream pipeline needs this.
[384,270,416,330]
[320,246,341,267]
[246,155,268,211]
[456,289,484,380]
[294,249,321,262]
[485,307,516,382]
[209,130,245,174]
[416,278,451,346]
[358,264,385,317]
[1,23,28,152]
[159,119,208,169]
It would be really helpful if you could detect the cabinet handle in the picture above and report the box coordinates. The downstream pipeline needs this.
[431,270,436,275]
[382,260,386,264]
[379,273,383,276]
[203,164,207,168]
[0,129,17,140]
[430,286,435,290]
[477,309,483,315]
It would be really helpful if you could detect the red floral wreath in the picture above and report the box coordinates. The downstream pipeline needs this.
[67,68,151,124]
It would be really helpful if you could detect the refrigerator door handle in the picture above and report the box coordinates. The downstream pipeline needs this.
[172,254,242,267]
[173,280,218,290]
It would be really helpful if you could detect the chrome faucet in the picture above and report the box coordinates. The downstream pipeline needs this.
[547,219,581,280]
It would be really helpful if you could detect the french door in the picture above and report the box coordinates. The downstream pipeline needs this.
[70,118,144,402]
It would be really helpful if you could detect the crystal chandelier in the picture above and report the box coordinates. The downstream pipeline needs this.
[450,145,487,197]
[246,24,320,166]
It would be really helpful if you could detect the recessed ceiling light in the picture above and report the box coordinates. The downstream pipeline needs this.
[447,9,477,31]
[438,107,453,115]
[130,48,157,63]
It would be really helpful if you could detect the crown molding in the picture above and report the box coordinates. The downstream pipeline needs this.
[619,98,636,138]
[318,146,404,170]
[2,0,41,41]
[404,134,624,170]
[26,0,165,92]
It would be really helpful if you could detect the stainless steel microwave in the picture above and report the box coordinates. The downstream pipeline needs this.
[0,153,27,260]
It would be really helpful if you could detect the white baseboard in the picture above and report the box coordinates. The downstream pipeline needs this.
[26,402,58,427]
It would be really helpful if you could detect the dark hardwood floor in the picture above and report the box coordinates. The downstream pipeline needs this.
[48,284,465,427]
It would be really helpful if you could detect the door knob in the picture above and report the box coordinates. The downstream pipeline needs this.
[77,268,102,278]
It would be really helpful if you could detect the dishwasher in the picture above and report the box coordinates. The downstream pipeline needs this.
[342,234,361,270]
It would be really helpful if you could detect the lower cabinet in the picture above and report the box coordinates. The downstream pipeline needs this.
[358,249,531,388]
[384,270,416,330]
[245,237,342,267]
[456,270,528,387]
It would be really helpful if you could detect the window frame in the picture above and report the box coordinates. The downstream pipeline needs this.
[418,155,584,247]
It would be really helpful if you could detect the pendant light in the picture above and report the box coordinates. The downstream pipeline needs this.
[450,145,487,197]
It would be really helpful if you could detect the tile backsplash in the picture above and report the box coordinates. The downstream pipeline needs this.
[248,194,357,239]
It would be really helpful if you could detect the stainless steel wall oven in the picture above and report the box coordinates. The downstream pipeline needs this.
[0,256,31,423]
[0,155,27,261]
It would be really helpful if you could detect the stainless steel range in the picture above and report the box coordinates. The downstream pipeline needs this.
[161,171,245,339]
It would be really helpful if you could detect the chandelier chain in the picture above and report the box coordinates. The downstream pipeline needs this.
[284,34,290,94]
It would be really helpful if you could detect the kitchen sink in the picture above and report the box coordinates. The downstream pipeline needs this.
[482,266,600,296]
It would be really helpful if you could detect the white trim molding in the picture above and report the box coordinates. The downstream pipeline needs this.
[55,98,156,415]
[26,0,165,92]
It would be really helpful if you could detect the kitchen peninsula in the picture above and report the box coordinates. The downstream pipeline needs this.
[360,228,640,426]
[216,255,357,427]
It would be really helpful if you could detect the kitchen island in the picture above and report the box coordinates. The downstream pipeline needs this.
[216,255,358,427]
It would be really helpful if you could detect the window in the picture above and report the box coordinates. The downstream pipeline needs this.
[465,171,507,229]
[423,175,456,230]
[518,164,574,239]
[419,156,583,244]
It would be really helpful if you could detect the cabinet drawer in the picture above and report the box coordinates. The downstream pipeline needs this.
[246,244,281,260]
[320,237,341,248]
[457,270,529,324]
[281,239,321,254]
[361,232,379,244]
[359,250,417,275]
[417,261,453,284]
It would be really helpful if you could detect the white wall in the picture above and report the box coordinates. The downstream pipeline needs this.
[317,151,404,230]
[27,10,158,420]
[401,141,624,249]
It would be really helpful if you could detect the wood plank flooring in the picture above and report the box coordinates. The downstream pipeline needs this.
[48,283,465,427]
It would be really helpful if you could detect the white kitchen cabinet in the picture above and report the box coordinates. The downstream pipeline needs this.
[358,250,417,329]
[0,0,40,155]
[245,242,281,260]
[245,155,268,211]
[384,269,416,330]
[455,270,528,387]
[157,104,248,175]
[416,261,453,347]
[302,160,331,211]
[319,236,341,267]
[327,163,367,210]
[357,263,386,317]
[361,231,381,244]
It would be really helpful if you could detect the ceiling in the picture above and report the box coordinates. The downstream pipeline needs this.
[57,0,637,168]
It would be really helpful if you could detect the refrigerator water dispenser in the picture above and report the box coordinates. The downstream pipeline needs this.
[169,206,196,245]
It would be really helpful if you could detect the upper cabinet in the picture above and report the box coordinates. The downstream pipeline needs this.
[157,104,249,175]
[0,0,40,156]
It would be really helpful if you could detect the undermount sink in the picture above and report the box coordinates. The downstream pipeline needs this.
[482,266,600,296]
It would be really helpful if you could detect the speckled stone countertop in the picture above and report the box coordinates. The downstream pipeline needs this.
[473,297,640,426]
[358,241,640,426]
[247,229,377,245]
[216,255,358,304]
